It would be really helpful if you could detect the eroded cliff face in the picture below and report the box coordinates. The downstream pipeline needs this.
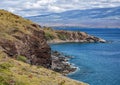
[0,10,51,68]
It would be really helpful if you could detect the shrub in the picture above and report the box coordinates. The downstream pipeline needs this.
[45,32,55,40]
[17,55,27,63]
[57,33,67,40]
[0,76,9,85]
[59,80,65,85]
[0,62,13,70]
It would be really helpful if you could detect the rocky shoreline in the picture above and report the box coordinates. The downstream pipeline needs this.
[51,51,77,75]
[49,36,106,75]
[47,38,106,44]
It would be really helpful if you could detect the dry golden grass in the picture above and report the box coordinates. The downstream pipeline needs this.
[0,10,33,32]
[0,50,87,85]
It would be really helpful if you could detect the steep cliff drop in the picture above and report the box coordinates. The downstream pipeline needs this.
[0,10,51,68]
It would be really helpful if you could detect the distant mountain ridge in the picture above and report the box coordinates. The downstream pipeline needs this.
[27,6,120,28]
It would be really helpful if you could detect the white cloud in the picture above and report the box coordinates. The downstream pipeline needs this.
[0,0,120,17]
[48,5,65,12]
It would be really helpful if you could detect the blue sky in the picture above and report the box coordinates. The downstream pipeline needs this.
[0,0,120,17]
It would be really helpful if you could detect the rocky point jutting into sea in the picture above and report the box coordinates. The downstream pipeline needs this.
[0,9,106,85]
[43,27,106,44]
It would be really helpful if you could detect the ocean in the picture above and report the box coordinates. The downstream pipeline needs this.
[50,27,120,85]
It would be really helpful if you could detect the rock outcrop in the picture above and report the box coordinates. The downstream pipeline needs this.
[51,51,76,75]
[55,30,106,43]
[0,10,51,68]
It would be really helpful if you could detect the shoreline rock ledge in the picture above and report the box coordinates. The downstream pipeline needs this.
[51,51,77,75]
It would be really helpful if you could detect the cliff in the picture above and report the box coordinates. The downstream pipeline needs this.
[43,27,106,43]
[0,10,87,85]
[0,10,51,68]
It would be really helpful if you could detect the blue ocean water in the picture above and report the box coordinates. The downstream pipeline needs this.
[50,27,120,85]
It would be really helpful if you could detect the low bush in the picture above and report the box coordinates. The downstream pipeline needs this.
[17,55,27,63]
[45,32,55,40]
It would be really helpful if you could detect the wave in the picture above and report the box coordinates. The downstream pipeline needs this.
[67,65,80,75]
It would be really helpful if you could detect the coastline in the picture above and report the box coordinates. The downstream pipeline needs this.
[47,38,106,44]
[51,51,78,75]
[50,38,106,75]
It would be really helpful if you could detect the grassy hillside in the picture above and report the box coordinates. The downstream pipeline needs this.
[0,50,87,85]
[43,27,77,41]
[0,9,87,85]
[0,10,32,32]
[0,9,41,40]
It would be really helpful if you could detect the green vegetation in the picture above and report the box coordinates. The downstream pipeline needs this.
[45,31,55,40]
[0,62,13,70]
[43,27,56,40]
[43,27,70,41]
[57,33,67,40]
[59,80,65,85]
[17,55,27,63]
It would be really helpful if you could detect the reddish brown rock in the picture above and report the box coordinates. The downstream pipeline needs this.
[0,25,51,68]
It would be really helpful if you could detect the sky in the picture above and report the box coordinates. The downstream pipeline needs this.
[0,0,120,17]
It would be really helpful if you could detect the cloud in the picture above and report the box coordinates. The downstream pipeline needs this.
[0,0,120,17]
